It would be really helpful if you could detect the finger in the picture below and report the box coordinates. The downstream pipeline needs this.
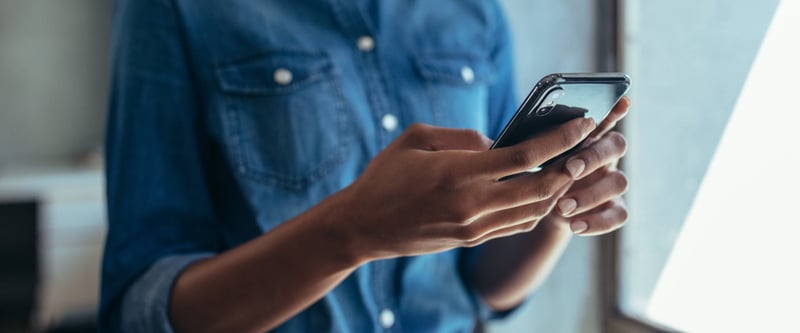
[481,165,574,212]
[461,204,566,246]
[401,123,493,151]
[461,221,537,247]
[473,117,596,178]
[589,96,630,142]
[567,199,628,236]
[556,170,628,217]
[451,207,542,246]
[467,182,567,231]
[569,165,611,191]
[563,131,627,179]
[439,182,569,245]
[425,210,538,247]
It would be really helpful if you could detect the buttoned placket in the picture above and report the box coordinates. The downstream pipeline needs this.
[328,0,402,331]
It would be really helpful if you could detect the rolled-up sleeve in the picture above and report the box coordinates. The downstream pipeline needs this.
[99,0,220,332]
[120,254,213,332]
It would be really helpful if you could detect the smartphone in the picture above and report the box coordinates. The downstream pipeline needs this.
[491,72,631,171]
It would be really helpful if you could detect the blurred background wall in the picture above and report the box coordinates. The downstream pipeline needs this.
[0,1,602,332]
[0,0,111,168]
[0,1,111,332]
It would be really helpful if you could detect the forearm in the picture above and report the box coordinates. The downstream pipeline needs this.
[169,193,365,333]
[473,219,573,311]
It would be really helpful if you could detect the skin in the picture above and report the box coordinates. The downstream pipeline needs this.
[474,97,631,310]
[169,99,631,333]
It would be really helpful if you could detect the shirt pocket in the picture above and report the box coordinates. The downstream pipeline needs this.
[414,53,493,131]
[215,51,350,191]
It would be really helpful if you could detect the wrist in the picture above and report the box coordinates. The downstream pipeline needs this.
[310,187,375,268]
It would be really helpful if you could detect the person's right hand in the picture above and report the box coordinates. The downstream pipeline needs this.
[333,118,597,261]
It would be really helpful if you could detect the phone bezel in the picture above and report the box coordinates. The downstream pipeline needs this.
[489,72,630,150]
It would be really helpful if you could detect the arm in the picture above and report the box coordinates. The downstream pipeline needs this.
[169,120,597,332]
[169,193,359,332]
[106,1,603,332]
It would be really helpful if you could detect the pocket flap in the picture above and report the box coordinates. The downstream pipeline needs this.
[216,51,335,95]
[414,53,494,86]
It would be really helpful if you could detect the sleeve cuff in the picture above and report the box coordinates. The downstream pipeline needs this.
[120,253,214,333]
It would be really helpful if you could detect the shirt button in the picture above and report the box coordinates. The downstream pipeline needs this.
[461,66,475,84]
[357,35,375,52]
[273,68,293,85]
[379,309,395,329]
[381,113,398,132]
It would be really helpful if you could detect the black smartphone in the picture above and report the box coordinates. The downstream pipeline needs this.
[491,72,631,171]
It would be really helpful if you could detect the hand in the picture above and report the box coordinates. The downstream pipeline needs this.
[546,97,631,235]
[334,118,596,261]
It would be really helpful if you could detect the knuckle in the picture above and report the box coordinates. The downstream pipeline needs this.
[534,172,566,199]
[521,221,538,232]
[584,189,601,208]
[509,148,535,169]
[615,204,630,223]
[610,171,629,193]
[562,125,584,147]
[449,202,477,224]
[464,236,485,247]
[531,182,554,200]
[404,123,432,143]
[619,208,629,224]
[582,144,602,165]
[407,123,430,133]
[607,132,628,155]
[462,129,485,143]
[456,225,483,242]
[531,202,551,217]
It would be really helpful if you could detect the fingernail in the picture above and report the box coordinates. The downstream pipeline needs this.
[558,198,577,216]
[584,118,597,131]
[571,221,588,234]
[566,159,585,178]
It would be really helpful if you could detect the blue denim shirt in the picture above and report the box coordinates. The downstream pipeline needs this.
[101,0,518,332]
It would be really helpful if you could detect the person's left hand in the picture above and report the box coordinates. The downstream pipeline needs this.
[545,97,631,235]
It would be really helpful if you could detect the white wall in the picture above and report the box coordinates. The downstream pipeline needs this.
[0,0,111,168]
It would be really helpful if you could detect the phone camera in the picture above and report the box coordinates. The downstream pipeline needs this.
[535,106,553,116]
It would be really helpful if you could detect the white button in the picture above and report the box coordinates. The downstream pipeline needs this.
[273,68,293,85]
[461,66,475,84]
[357,35,375,52]
[379,309,395,329]
[381,113,398,132]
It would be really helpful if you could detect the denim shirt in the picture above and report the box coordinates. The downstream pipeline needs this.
[101,0,518,332]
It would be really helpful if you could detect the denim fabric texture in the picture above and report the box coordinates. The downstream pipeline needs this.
[101,0,519,332]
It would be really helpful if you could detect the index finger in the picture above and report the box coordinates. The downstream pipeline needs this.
[472,117,596,178]
[589,96,630,142]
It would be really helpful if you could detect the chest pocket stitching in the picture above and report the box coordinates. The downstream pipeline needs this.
[413,53,494,86]
[215,51,351,191]
[217,51,333,95]
[413,53,494,127]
